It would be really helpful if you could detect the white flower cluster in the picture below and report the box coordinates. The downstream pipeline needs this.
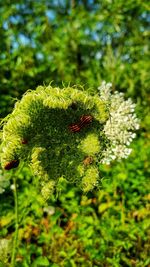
[98,81,140,164]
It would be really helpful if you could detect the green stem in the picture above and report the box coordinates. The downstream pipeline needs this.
[10,177,19,267]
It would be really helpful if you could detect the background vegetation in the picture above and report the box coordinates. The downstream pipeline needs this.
[0,0,150,266]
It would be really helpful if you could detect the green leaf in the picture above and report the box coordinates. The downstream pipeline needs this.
[98,202,114,213]
[32,256,49,266]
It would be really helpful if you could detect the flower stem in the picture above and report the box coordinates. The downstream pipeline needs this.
[10,177,19,267]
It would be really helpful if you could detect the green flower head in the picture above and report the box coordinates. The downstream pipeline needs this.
[0,85,108,195]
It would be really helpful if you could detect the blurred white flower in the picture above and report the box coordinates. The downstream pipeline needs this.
[10,184,16,191]
[43,206,55,215]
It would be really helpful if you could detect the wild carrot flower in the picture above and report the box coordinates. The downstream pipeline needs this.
[0,82,139,196]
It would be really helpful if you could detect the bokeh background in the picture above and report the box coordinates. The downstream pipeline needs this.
[0,1,150,266]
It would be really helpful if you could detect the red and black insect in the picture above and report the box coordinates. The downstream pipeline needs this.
[68,115,93,133]
[4,159,19,170]
[21,139,28,144]
[79,115,93,126]
[69,124,81,133]
[83,156,93,166]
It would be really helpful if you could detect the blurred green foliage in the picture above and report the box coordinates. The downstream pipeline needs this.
[0,0,150,266]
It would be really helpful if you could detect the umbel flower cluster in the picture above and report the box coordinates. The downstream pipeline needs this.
[0,82,139,198]
[98,81,140,164]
